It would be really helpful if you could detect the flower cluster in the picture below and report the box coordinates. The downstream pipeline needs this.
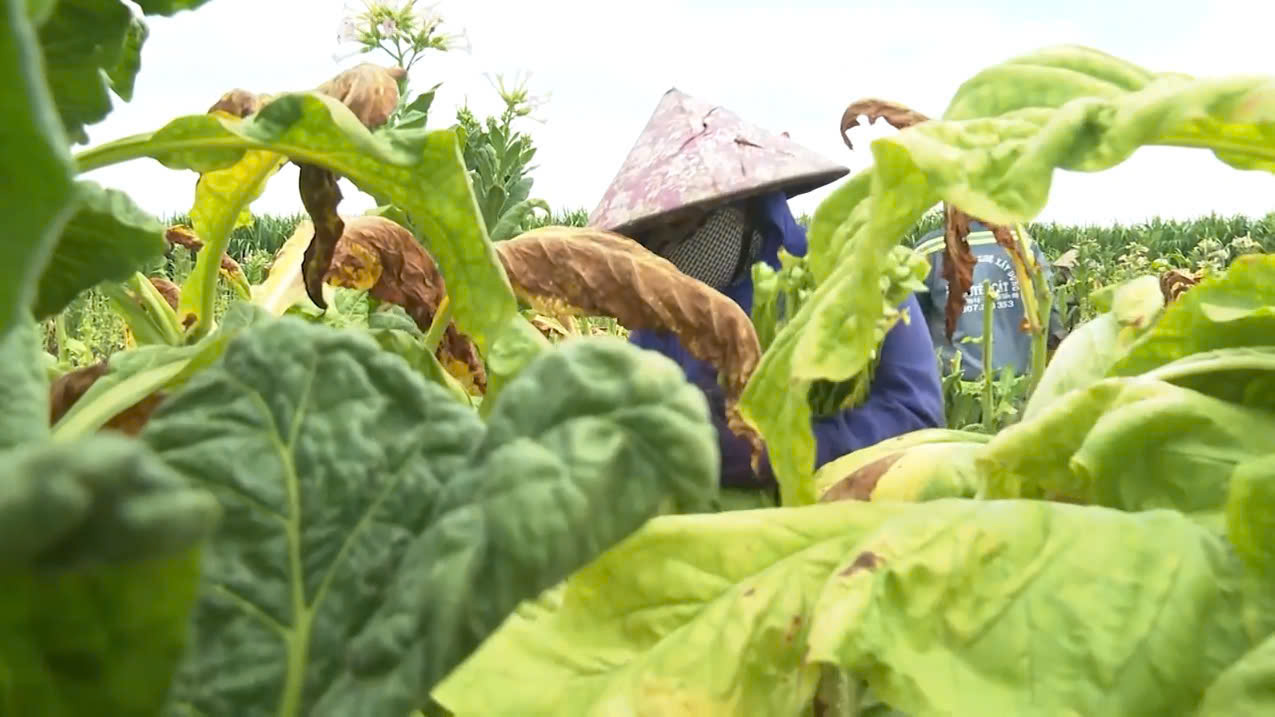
[336,0,469,72]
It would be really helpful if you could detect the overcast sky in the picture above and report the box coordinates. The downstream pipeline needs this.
[83,0,1275,227]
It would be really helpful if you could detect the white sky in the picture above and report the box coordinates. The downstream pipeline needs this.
[83,0,1275,227]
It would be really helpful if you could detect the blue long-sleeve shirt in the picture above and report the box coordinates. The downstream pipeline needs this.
[628,192,945,489]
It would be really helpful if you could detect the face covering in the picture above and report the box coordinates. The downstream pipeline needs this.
[657,205,763,290]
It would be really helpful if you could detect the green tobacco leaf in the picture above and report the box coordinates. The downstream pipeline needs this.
[805,500,1275,717]
[0,549,205,716]
[741,47,1275,503]
[24,0,56,24]
[1111,254,1275,377]
[78,92,520,356]
[131,0,216,14]
[178,147,287,333]
[37,0,136,144]
[1141,346,1275,411]
[142,319,717,715]
[0,435,216,716]
[2,0,77,343]
[1022,274,1163,420]
[979,378,1275,532]
[1198,631,1275,716]
[1225,454,1275,580]
[431,501,913,716]
[0,434,219,570]
[0,315,50,449]
[50,302,269,441]
[33,181,167,320]
[104,15,146,102]
[367,327,473,406]
[480,313,551,417]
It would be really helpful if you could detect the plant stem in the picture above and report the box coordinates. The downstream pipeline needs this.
[423,294,451,353]
[981,279,995,433]
[100,282,179,347]
[1015,224,1053,394]
[54,312,71,364]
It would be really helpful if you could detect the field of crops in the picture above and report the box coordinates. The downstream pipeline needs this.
[49,208,1275,432]
[8,0,1275,716]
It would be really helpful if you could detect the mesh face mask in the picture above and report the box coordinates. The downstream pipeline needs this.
[657,205,764,290]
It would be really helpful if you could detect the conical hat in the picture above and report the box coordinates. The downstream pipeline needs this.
[588,88,849,236]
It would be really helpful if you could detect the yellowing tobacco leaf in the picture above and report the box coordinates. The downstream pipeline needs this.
[743,46,1275,505]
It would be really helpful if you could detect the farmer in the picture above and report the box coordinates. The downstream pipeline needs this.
[588,89,945,503]
[913,219,1067,381]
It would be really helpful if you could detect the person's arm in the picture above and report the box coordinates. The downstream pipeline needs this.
[635,294,946,488]
[731,294,947,486]
[802,293,946,469]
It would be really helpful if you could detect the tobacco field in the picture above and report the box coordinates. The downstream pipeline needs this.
[5,0,1275,716]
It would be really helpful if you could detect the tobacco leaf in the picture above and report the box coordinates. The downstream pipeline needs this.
[297,164,344,310]
[48,362,165,436]
[496,226,762,457]
[207,88,265,118]
[315,63,406,130]
[149,276,180,310]
[839,98,932,150]
[836,98,1024,341]
[164,225,248,285]
[1161,268,1201,304]
[327,215,487,392]
[940,204,975,338]
[819,453,901,502]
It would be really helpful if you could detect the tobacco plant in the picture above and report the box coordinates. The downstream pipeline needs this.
[432,46,1275,717]
[3,1,723,715]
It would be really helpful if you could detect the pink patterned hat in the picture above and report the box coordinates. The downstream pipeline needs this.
[588,88,849,236]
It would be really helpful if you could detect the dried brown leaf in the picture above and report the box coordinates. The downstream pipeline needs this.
[1160,268,1201,304]
[326,215,487,392]
[298,164,344,310]
[315,63,406,130]
[839,98,931,150]
[165,224,247,280]
[496,226,764,461]
[149,277,180,310]
[941,204,976,339]
[207,89,265,118]
[48,362,165,436]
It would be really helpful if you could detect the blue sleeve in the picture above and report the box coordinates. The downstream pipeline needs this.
[632,295,946,489]
[629,327,766,488]
[736,294,946,487]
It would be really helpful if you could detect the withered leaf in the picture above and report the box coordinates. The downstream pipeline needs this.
[165,225,248,282]
[839,98,931,150]
[818,453,903,503]
[1160,268,1201,304]
[298,164,345,310]
[208,88,265,118]
[325,215,487,393]
[48,362,165,436]
[315,63,406,130]
[496,226,763,461]
[941,204,976,339]
[149,276,180,310]
[940,203,1025,340]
